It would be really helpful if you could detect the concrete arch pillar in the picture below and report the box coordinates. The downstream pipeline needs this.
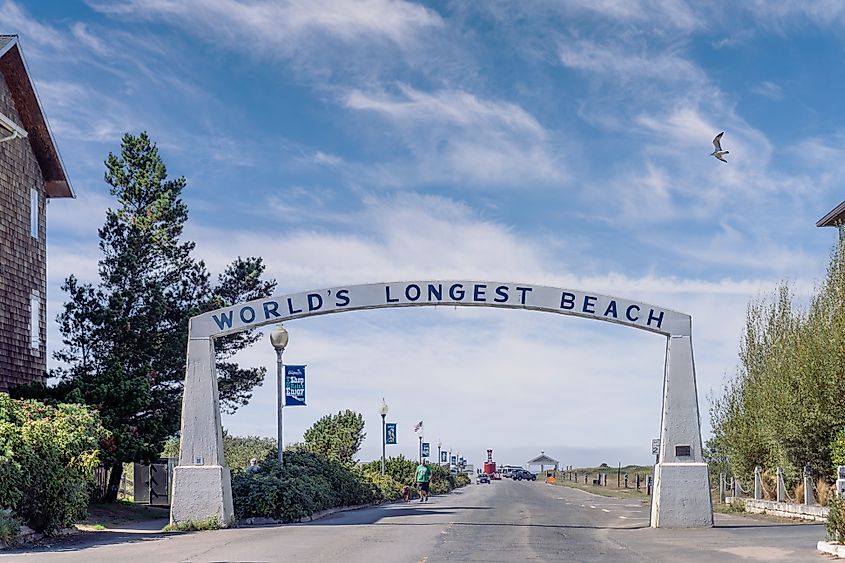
[650,334,713,527]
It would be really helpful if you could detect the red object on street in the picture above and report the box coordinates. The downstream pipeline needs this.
[483,461,496,475]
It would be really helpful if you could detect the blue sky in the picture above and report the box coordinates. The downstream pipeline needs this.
[7,0,845,469]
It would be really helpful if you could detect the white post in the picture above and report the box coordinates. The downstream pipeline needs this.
[754,466,762,500]
[170,335,234,526]
[650,334,713,528]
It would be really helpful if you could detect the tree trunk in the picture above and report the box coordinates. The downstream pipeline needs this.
[102,462,124,503]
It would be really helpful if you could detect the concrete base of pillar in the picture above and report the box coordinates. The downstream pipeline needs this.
[650,462,713,528]
[170,465,234,527]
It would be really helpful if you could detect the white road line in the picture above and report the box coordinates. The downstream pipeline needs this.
[602,509,610,513]
[619,516,628,519]
[589,505,596,509]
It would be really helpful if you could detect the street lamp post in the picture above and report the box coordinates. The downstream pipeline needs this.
[419,435,423,464]
[270,324,290,465]
[437,440,442,466]
[379,398,389,475]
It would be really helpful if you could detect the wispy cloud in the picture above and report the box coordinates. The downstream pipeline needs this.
[740,1,845,30]
[751,80,783,100]
[90,0,444,54]
[343,85,565,188]
[559,39,703,83]
[562,0,700,31]
[0,0,66,53]
[346,85,546,137]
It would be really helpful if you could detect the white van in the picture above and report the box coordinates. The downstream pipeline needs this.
[501,465,522,478]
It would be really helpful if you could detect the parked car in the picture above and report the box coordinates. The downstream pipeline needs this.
[476,473,490,484]
[512,469,537,481]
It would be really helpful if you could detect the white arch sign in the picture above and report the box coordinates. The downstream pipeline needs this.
[171,281,713,528]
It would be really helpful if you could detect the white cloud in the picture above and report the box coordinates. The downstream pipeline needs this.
[559,39,703,83]
[343,85,565,188]
[563,0,700,31]
[0,0,66,53]
[751,81,783,100]
[91,0,444,53]
[346,85,546,138]
[740,1,845,30]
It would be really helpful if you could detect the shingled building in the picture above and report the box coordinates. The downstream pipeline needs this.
[0,35,73,391]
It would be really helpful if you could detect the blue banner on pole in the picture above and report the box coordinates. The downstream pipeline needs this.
[451,455,457,465]
[422,442,430,457]
[284,365,306,406]
[440,451,447,463]
[385,423,397,444]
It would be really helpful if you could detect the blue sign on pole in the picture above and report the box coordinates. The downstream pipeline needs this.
[284,365,306,406]
[451,455,457,465]
[385,423,397,444]
[440,451,447,463]
[422,442,430,458]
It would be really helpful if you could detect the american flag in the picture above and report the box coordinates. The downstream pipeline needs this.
[414,420,423,432]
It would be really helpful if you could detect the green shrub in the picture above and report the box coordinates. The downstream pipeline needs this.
[828,496,845,542]
[359,470,404,501]
[832,431,845,471]
[360,455,418,487]
[0,509,21,546]
[232,450,379,522]
[0,394,107,534]
[359,456,468,496]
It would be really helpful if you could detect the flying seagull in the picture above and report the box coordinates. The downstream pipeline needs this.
[711,132,729,162]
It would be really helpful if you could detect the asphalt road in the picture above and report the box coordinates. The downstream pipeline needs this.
[2,479,826,562]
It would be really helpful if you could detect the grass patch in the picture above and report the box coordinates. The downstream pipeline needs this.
[163,515,222,532]
[713,499,746,514]
[550,466,654,503]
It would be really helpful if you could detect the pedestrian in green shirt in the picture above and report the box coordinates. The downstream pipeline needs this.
[415,461,432,502]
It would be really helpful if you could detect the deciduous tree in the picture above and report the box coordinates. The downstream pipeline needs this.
[303,410,366,465]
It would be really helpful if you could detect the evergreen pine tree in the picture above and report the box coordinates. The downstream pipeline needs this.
[15,132,276,501]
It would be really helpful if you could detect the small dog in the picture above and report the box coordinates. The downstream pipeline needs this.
[402,485,411,502]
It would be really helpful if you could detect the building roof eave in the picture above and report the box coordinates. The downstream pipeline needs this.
[526,454,559,465]
[0,35,74,199]
[817,200,845,228]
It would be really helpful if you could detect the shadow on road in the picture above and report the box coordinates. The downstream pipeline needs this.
[3,530,171,556]
[304,503,649,531]
[305,505,492,526]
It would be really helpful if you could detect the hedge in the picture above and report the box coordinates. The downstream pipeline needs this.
[232,450,380,522]
[0,394,106,534]
[232,452,470,522]
[359,455,461,495]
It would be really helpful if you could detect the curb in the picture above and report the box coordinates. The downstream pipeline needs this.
[818,541,845,558]
[240,501,383,527]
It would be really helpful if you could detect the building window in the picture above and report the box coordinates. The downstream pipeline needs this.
[30,290,40,351]
[30,187,38,238]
